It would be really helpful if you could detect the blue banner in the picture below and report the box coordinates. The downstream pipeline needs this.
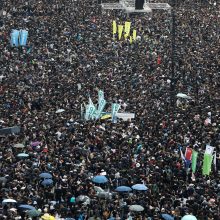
[10,30,20,47]
[19,30,28,46]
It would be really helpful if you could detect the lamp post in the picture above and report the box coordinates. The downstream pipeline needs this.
[170,0,176,108]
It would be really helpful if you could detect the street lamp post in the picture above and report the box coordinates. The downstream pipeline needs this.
[170,0,176,108]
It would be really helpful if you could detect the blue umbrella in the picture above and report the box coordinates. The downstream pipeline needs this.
[27,209,41,217]
[92,175,108,184]
[18,204,36,211]
[161,214,174,220]
[115,186,132,192]
[132,184,148,191]
[17,153,29,158]
[39,172,52,179]
[41,179,53,186]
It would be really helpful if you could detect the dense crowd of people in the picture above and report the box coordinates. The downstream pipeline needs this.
[0,0,219,219]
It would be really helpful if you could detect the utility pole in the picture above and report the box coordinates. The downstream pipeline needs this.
[170,0,176,108]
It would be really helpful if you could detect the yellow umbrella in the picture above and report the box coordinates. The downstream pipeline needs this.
[101,114,111,120]
[41,213,55,220]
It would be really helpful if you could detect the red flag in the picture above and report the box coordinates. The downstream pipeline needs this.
[157,55,161,65]
[185,147,193,160]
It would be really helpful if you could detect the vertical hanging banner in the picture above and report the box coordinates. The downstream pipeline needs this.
[98,90,104,105]
[19,30,28,46]
[118,25,123,40]
[191,150,198,173]
[96,99,106,119]
[85,98,96,120]
[112,20,117,37]
[97,90,106,119]
[111,103,120,122]
[133,30,137,41]
[124,21,131,39]
[10,30,20,47]
[130,36,133,44]
[202,144,214,176]
[202,153,213,176]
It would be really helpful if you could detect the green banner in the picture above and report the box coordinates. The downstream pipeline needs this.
[202,153,213,176]
[191,150,198,173]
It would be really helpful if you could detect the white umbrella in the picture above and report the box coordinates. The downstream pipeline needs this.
[129,205,144,212]
[94,186,104,193]
[14,143,25,148]
[17,153,29,158]
[176,93,192,99]
[2,199,17,204]
[181,215,197,220]
[55,109,65,113]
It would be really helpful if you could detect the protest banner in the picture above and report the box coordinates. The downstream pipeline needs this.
[118,25,123,40]
[112,20,117,36]
[111,103,120,122]
[19,30,28,46]
[11,30,20,47]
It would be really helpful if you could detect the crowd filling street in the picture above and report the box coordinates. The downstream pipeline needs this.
[0,0,219,219]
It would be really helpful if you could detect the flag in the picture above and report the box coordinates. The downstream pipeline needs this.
[180,147,185,161]
[81,104,84,120]
[213,151,217,171]
[191,172,196,181]
[185,147,193,160]
[179,146,191,169]
[10,29,20,47]
[111,103,120,122]
[19,30,28,46]
[157,55,161,65]
[27,46,32,54]
[118,25,123,40]
[135,144,142,154]
[124,21,131,38]
[202,153,213,176]
[133,30,137,41]
[205,144,214,155]
[191,150,198,173]
[113,20,117,36]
